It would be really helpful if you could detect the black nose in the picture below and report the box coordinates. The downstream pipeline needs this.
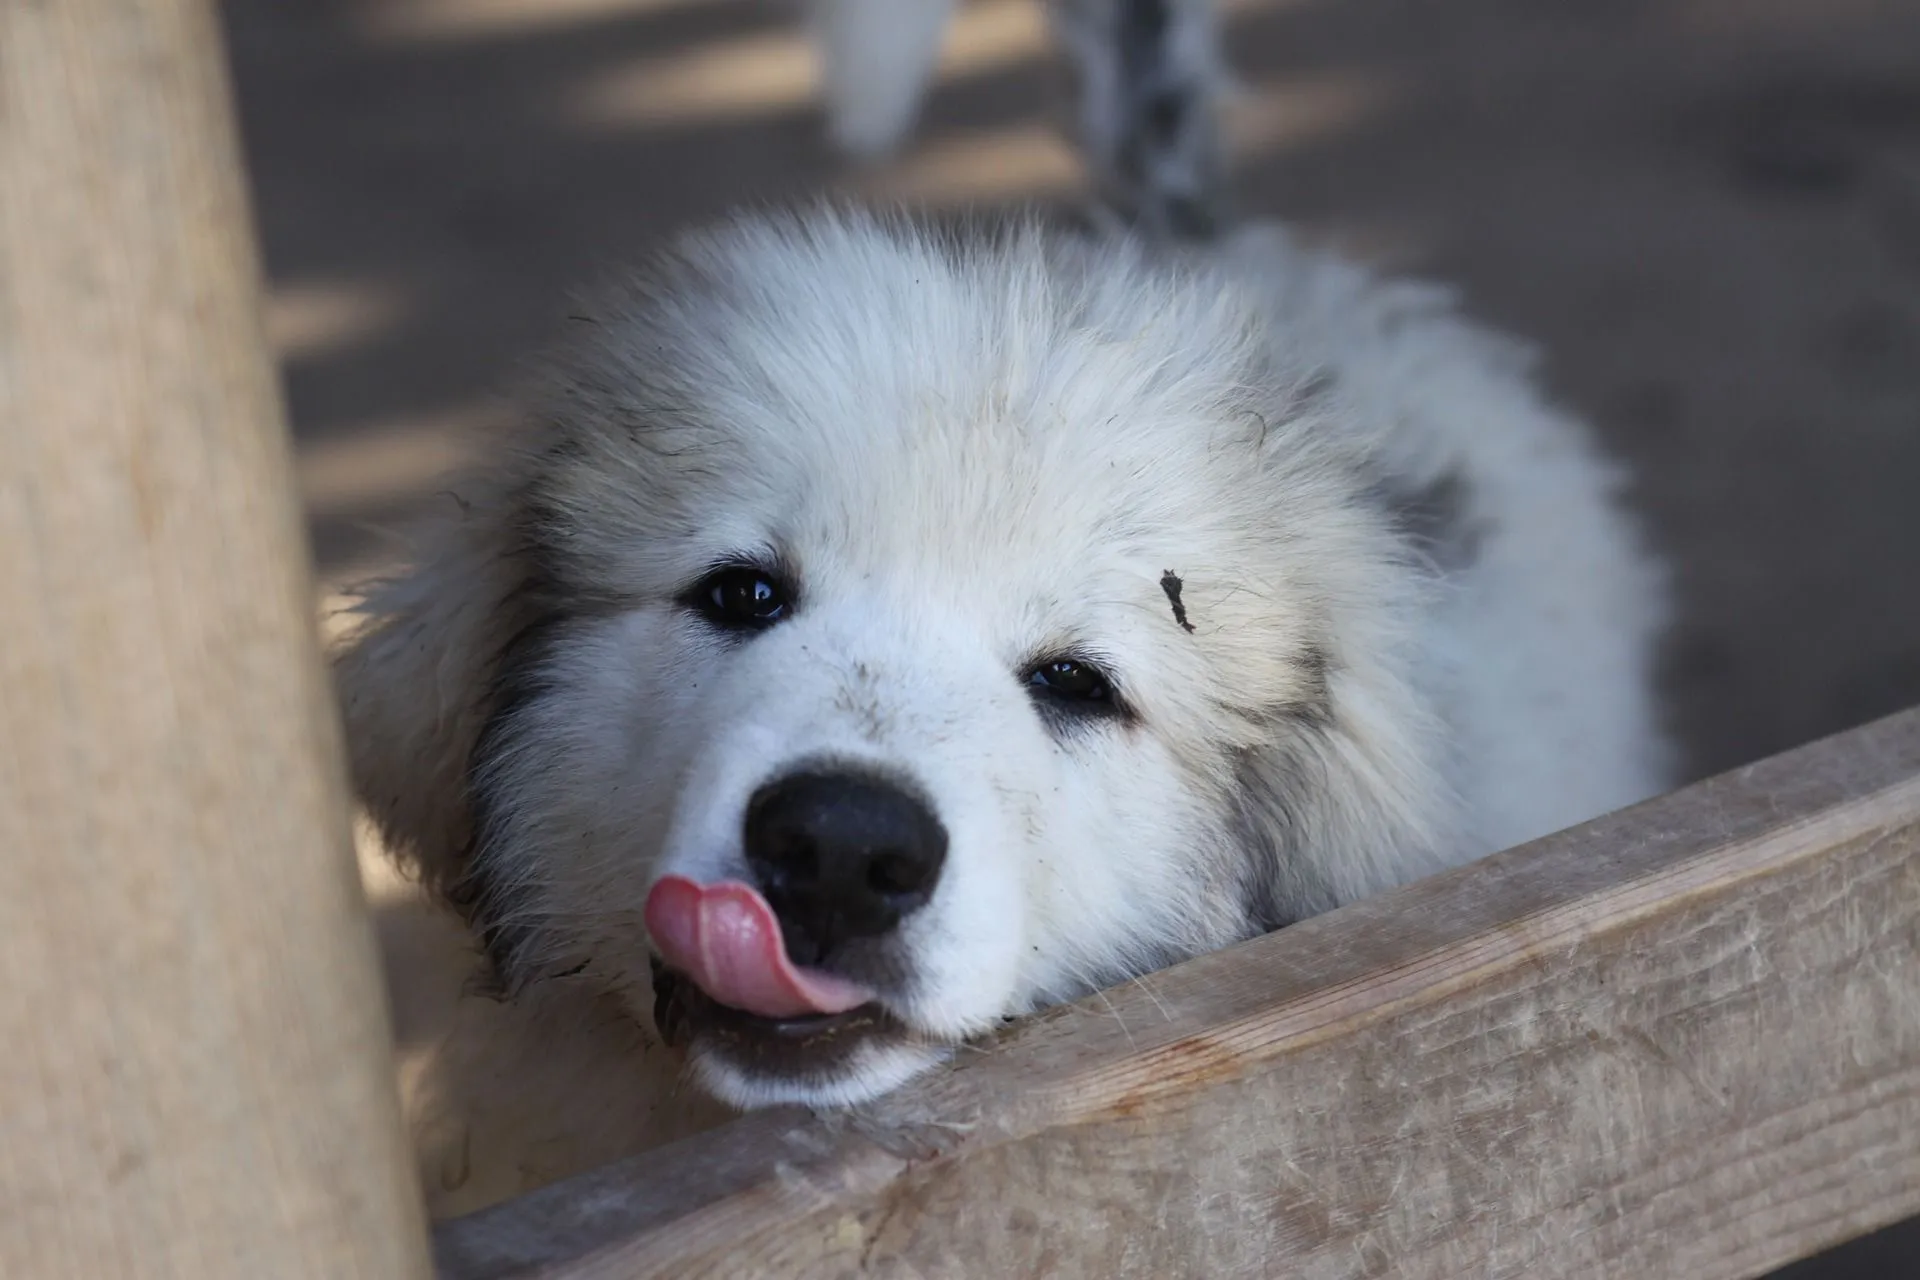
[742,770,948,966]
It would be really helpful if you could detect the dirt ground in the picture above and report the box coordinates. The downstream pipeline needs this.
[222,0,1920,1268]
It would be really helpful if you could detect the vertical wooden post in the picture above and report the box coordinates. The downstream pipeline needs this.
[0,2,433,1276]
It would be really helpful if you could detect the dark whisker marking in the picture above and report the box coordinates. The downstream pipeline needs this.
[1160,570,1197,633]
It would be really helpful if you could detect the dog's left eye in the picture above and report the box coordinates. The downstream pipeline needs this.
[1026,658,1112,704]
[687,566,791,630]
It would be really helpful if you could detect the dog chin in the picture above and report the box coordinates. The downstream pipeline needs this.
[687,1034,951,1110]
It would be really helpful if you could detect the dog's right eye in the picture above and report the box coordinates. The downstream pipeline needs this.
[686,566,791,631]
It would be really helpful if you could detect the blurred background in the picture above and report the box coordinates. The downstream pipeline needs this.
[222,0,1920,1269]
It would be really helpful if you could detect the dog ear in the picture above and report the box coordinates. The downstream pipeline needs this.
[331,482,532,900]
[1229,658,1461,932]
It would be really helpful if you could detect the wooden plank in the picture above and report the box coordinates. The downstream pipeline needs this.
[0,3,433,1277]
[437,708,1920,1280]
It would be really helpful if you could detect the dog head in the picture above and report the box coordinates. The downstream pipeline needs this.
[336,209,1448,1108]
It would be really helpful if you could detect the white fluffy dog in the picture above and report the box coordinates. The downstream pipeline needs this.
[336,208,1668,1210]
[333,0,1668,1215]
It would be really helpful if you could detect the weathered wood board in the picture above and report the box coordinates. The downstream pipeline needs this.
[439,708,1920,1279]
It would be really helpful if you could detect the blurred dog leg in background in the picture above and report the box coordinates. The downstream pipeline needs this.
[806,0,957,158]
[807,0,1228,237]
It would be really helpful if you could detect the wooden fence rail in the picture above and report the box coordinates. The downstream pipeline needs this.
[438,708,1920,1279]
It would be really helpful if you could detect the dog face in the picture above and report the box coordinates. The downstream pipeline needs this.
[339,211,1447,1109]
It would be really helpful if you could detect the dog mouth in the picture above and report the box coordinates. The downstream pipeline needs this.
[650,959,901,1051]
[644,875,921,1085]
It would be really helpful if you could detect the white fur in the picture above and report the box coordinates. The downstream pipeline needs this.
[336,207,1669,1204]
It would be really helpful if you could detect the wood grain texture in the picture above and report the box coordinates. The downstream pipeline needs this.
[0,3,432,1276]
[439,708,1920,1279]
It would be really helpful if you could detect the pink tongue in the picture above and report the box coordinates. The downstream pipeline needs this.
[644,875,876,1019]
